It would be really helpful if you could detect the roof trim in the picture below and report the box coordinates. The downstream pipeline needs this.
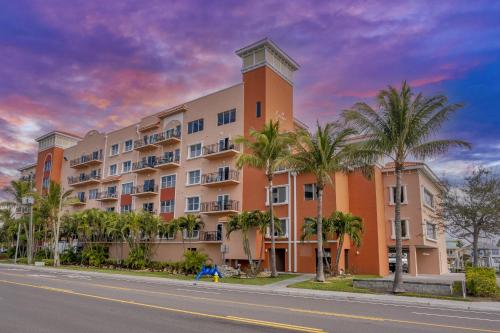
[35,130,82,142]
[235,38,300,70]
[18,163,37,172]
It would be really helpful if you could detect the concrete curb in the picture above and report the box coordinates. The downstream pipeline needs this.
[2,263,499,313]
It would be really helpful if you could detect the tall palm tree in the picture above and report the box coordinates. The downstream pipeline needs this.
[226,211,258,275]
[291,122,357,282]
[332,211,363,276]
[235,120,293,278]
[343,81,470,292]
[37,181,74,266]
[252,210,280,273]
[301,215,336,274]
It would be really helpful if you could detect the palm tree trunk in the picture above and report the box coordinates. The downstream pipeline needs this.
[334,235,344,276]
[392,163,404,293]
[243,233,255,276]
[256,232,266,273]
[472,226,479,267]
[268,176,278,278]
[316,186,325,282]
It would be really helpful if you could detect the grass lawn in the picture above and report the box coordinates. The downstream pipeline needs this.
[288,275,378,294]
[0,262,297,286]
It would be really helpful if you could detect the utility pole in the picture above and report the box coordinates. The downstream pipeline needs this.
[14,222,21,263]
[23,173,35,265]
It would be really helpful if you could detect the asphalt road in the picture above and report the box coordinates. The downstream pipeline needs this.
[0,266,499,333]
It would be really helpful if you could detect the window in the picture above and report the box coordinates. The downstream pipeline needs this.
[188,143,202,159]
[109,164,117,176]
[110,144,119,156]
[44,159,52,172]
[217,166,230,181]
[161,200,175,213]
[122,161,131,173]
[77,192,85,202]
[426,222,437,240]
[142,202,154,213]
[389,186,407,204]
[188,119,204,134]
[121,204,132,213]
[187,170,201,185]
[122,182,133,195]
[89,189,98,200]
[186,196,200,212]
[268,218,288,238]
[423,188,434,208]
[105,207,115,212]
[143,179,155,191]
[217,109,236,126]
[267,186,288,205]
[161,174,176,188]
[256,101,261,118]
[42,177,50,189]
[107,186,117,195]
[304,184,317,200]
[391,219,409,239]
[184,226,200,240]
[124,139,133,152]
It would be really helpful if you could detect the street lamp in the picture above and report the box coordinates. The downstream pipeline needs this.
[21,173,35,265]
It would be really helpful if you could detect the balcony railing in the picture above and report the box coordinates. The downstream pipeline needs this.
[156,155,180,169]
[200,200,239,214]
[97,191,119,201]
[132,160,157,173]
[202,141,240,159]
[68,173,101,186]
[131,184,158,196]
[20,175,35,182]
[201,231,223,242]
[134,137,159,151]
[156,128,181,145]
[201,170,239,185]
[70,151,103,168]
[69,195,87,205]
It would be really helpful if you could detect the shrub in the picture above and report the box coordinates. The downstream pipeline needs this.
[125,246,148,270]
[17,257,28,264]
[81,245,108,267]
[466,267,497,297]
[6,247,16,259]
[35,248,52,260]
[60,248,80,265]
[43,259,54,266]
[181,250,208,274]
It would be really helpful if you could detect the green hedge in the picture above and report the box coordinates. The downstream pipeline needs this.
[466,267,497,297]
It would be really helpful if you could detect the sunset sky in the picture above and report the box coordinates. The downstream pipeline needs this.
[1,1,499,197]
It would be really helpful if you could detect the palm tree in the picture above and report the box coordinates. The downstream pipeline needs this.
[226,211,258,276]
[332,211,363,276]
[164,218,184,249]
[252,210,280,273]
[343,81,470,292]
[176,214,204,249]
[37,181,74,266]
[235,120,293,277]
[301,215,336,275]
[291,122,357,282]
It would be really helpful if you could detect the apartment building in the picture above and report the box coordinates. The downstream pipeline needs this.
[18,38,448,276]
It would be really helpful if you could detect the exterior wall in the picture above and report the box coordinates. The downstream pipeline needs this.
[35,146,65,192]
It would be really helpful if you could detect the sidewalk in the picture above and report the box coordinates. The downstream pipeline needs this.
[2,263,499,313]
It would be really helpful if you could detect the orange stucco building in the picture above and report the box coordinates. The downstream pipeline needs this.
[21,39,448,276]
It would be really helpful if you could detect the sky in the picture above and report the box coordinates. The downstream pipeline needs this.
[1,0,500,198]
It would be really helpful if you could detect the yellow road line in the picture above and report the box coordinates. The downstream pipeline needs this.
[1,271,499,333]
[0,279,324,333]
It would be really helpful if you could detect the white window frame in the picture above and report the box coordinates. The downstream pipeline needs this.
[188,142,203,159]
[89,188,99,200]
[265,185,289,206]
[390,219,410,240]
[121,182,134,195]
[161,199,175,213]
[266,217,289,238]
[389,185,408,205]
[110,143,119,156]
[122,160,132,173]
[183,228,200,240]
[186,169,201,186]
[425,220,438,241]
[422,187,435,210]
[121,204,132,213]
[185,196,200,213]
[123,139,133,152]
[161,174,176,189]
[109,164,117,176]
[304,183,317,201]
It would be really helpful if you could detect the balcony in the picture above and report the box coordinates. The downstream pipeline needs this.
[200,200,239,215]
[201,170,239,187]
[20,175,35,182]
[134,138,158,152]
[131,185,158,197]
[200,231,223,242]
[69,196,86,206]
[156,156,180,170]
[70,151,103,168]
[156,128,181,146]
[68,173,101,187]
[96,191,119,202]
[132,160,157,174]
[202,141,240,160]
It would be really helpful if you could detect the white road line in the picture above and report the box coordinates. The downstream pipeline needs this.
[412,312,500,322]
[175,288,221,295]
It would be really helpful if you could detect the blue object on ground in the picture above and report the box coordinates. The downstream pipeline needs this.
[195,265,223,280]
